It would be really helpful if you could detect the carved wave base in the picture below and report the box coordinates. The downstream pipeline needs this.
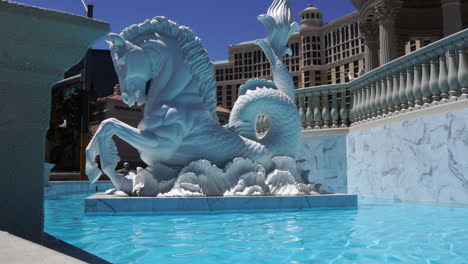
[347,108,468,206]
[107,156,329,197]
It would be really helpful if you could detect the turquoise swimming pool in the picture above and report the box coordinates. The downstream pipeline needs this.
[45,193,468,264]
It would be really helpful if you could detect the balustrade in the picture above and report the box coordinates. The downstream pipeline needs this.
[294,29,468,131]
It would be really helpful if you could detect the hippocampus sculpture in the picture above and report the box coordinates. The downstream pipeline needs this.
[86,0,321,196]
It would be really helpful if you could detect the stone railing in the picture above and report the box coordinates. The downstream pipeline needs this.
[295,28,468,133]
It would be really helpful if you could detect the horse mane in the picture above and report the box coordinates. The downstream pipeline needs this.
[120,16,217,120]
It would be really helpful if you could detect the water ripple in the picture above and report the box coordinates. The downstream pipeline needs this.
[45,193,468,264]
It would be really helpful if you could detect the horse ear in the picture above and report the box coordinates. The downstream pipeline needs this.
[107,33,126,48]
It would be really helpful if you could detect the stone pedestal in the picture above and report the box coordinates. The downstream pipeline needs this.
[0,1,108,243]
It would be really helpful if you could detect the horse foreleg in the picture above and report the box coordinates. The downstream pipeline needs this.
[88,118,184,193]
[86,119,132,193]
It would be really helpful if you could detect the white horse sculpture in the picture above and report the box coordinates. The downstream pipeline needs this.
[86,0,322,196]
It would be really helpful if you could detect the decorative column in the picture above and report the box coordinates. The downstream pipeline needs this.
[0,1,109,243]
[441,0,463,37]
[360,23,379,73]
[375,1,401,66]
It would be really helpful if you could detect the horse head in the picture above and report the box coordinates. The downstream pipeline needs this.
[106,17,217,119]
[106,32,173,107]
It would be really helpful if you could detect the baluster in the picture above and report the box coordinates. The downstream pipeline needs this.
[330,90,339,128]
[405,63,415,109]
[447,45,460,101]
[379,75,388,116]
[457,40,468,99]
[349,89,356,125]
[362,84,370,122]
[306,93,313,129]
[313,91,322,129]
[322,91,331,128]
[412,61,423,108]
[367,83,374,121]
[428,52,441,105]
[298,95,306,129]
[356,88,364,124]
[386,74,394,114]
[399,68,407,111]
[374,78,382,117]
[369,80,376,119]
[340,89,349,127]
[392,72,401,113]
[352,88,360,125]
[438,51,450,103]
[420,57,432,107]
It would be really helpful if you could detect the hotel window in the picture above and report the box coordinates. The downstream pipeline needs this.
[304,71,310,87]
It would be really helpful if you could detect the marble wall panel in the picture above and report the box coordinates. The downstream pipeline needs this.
[347,108,468,205]
[298,135,347,193]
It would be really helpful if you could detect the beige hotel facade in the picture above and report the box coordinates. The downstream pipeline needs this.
[214,4,365,109]
[213,2,442,109]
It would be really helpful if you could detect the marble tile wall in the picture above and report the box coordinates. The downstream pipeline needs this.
[298,135,347,193]
[347,108,468,205]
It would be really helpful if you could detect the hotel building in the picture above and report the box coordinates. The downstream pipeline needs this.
[214,4,365,109]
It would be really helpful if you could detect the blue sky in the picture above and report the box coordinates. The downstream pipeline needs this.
[13,0,356,61]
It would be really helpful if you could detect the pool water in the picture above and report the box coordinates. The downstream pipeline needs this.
[45,193,468,264]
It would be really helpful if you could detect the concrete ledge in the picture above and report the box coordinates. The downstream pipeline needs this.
[45,181,114,198]
[42,233,111,264]
[85,193,357,214]
[0,231,85,264]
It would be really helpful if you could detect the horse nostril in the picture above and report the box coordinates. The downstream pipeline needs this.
[145,80,151,96]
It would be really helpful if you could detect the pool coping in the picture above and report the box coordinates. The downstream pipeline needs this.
[84,193,358,214]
